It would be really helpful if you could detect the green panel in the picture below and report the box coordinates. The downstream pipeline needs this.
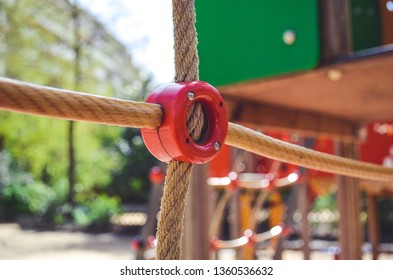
[351,0,381,51]
[196,0,319,86]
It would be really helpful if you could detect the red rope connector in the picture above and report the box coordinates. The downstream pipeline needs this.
[141,81,228,164]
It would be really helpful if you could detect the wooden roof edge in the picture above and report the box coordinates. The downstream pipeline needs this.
[218,45,393,94]
[225,96,363,143]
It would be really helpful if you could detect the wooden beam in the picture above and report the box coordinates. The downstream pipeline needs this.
[225,97,360,142]
[183,164,210,259]
[136,183,163,260]
[335,142,363,259]
[298,138,313,260]
[360,180,393,196]
[298,180,311,260]
[319,0,352,62]
[366,194,380,260]
[380,0,393,45]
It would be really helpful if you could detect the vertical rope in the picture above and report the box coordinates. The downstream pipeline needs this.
[172,0,199,82]
[155,0,204,260]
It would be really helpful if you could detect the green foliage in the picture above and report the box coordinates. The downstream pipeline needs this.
[3,182,55,215]
[0,0,155,227]
[72,194,121,227]
[108,128,157,203]
[0,151,69,220]
[0,114,68,183]
[74,123,122,190]
[313,193,336,211]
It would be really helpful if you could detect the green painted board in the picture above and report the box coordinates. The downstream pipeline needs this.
[196,0,320,87]
[351,0,381,51]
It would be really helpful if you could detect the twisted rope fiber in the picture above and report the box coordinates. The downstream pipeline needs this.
[155,0,203,260]
[0,78,161,129]
[227,123,393,182]
[2,79,393,182]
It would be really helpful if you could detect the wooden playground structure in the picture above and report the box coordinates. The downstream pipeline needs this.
[1,0,393,260]
[182,0,393,260]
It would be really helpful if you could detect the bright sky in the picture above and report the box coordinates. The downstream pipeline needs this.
[77,0,175,85]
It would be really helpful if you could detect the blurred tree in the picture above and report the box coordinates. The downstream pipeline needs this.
[0,0,156,226]
[109,128,157,203]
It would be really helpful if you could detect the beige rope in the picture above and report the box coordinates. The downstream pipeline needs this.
[227,123,393,182]
[155,0,202,260]
[172,0,199,82]
[2,78,393,183]
[0,77,162,129]
[156,103,203,260]
[155,160,193,259]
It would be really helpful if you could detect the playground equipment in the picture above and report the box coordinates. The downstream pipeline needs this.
[195,0,393,260]
[1,0,393,260]
[196,0,319,86]
[133,154,300,260]
[196,0,393,88]
[132,166,165,260]
[208,161,299,260]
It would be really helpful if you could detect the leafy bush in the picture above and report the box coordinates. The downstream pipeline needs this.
[72,194,121,229]
[0,151,69,222]
[3,182,56,215]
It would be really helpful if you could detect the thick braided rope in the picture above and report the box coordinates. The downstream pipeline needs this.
[0,77,161,129]
[227,123,393,182]
[155,0,203,260]
[172,0,199,82]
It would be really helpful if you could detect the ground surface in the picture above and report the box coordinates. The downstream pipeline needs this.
[1,223,392,260]
[0,223,133,260]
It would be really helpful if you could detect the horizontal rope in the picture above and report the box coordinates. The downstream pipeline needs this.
[0,78,162,129]
[1,77,393,182]
[226,123,393,182]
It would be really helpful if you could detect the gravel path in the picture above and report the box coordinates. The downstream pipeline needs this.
[0,223,134,260]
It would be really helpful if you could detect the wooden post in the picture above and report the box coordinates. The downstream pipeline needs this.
[335,142,363,259]
[136,182,163,260]
[240,151,257,259]
[320,1,362,260]
[366,194,380,260]
[240,191,253,259]
[380,0,393,44]
[298,178,311,259]
[272,191,294,260]
[319,0,352,62]
[230,189,241,259]
[298,138,314,260]
[183,164,210,259]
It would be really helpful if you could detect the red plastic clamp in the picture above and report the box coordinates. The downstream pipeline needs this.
[141,81,228,164]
